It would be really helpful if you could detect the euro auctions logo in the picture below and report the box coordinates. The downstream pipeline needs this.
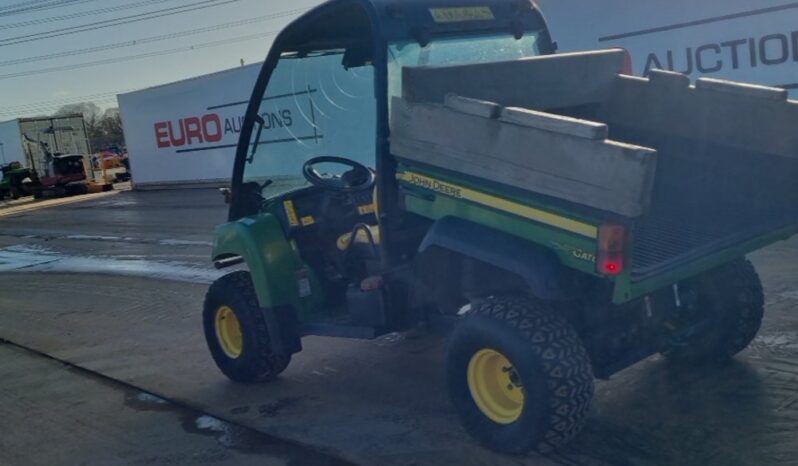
[154,113,223,149]
[153,110,294,149]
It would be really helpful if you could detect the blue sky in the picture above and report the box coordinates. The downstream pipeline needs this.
[0,0,325,119]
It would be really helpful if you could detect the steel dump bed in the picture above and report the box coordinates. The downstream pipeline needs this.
[391,49,798,290]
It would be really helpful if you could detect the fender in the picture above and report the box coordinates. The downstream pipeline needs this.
[212,213,316,315]
[418,217,566,300]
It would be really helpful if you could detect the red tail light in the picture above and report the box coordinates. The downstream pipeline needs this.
[598,224,626,276]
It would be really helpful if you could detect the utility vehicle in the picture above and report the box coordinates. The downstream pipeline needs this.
[203,0,798,454]
[0,162,37,200]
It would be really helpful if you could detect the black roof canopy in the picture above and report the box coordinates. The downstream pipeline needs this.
[276,0,551,52]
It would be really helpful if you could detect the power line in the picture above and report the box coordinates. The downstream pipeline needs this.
[0,0,241,47]
[0,30,276,81]
[0,0,55,11]
[1,90,129,113]
[0,3,305,117]
[0,96,116,115]
[0,7,307,67]
[0,101,120,117]
[0,96,121,117]
[0,0,179,30]
[0,97,118,115]
[0,0,96,18]
[1,92,122,111]
[0,0,234,44]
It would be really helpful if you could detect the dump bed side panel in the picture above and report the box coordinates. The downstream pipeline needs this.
[402,49,627,109]
[603,73,798,161]
[390,96,657,216]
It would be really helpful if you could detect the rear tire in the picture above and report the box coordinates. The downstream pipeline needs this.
[203,271,291,383]
[666,258,764,361]
[446,296,594,454]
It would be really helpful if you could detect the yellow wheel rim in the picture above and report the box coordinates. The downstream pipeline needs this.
[467,348,525,424]
[214,305,243,359]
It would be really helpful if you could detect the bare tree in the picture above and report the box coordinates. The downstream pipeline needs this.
[52,102,125,151]
[55,101,102,124]
[98,110,124,149]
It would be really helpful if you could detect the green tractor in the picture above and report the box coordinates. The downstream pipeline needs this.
[0,161,38,201]
[203,0,798,454]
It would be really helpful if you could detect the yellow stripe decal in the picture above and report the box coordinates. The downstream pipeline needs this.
[397,172,598,238]
[283,200,299,227]
[357,204,376,215]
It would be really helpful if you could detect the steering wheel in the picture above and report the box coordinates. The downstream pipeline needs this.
[302,156,375,192]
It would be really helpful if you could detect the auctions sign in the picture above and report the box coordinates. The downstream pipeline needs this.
[118,64,264,186]
[539,0,798,93]
[118,63,316,186]
[152,109,293,149]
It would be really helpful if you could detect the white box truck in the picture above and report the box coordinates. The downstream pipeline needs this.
[0,115,91,170]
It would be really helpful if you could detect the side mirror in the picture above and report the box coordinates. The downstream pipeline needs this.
[219,187,232,204]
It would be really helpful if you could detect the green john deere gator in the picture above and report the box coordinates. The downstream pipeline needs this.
[0,161,37,201]
[202,0,798,454]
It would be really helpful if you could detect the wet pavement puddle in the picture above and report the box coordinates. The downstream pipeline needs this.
[0,244,224,283]
[121,389,354,464]
[0,231,213,247]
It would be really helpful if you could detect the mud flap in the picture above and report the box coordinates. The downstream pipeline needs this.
[261,305,302,357]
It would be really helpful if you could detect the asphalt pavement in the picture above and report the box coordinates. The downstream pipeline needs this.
[0,342,346,466]
[1,187,797,466]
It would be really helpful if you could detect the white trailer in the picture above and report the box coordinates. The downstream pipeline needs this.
[118,64,263,189]
[0,115,90,171]
[0,119,26,167]
[538,0,798,96]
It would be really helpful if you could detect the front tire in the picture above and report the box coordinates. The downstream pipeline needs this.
[203,271,290,383]
[446,296,594,454]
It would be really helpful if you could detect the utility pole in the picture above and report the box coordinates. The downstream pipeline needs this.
[0,142,5,165]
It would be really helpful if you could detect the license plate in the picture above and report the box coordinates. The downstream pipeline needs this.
[429,6,495,23]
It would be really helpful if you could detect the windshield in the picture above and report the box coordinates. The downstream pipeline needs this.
[387,33,542,102]
[243,34,542,197]
[242,50,376,196]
